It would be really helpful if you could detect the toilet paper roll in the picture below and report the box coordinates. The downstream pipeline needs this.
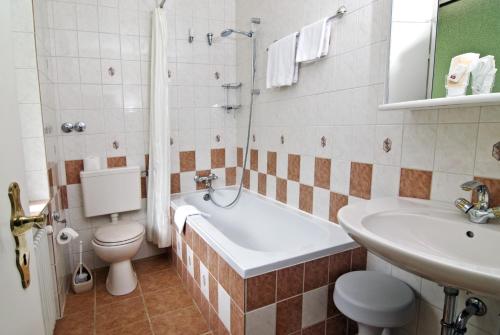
[56,228,79,245]
[83,156,101,171]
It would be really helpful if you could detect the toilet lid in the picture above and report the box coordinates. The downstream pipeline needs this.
[94,221,145,244]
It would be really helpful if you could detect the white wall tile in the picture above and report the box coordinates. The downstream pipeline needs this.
[218,283,231,330]
[246,304,276,335]
[434,124,478,174]
[401,124,437,170]
[302,285,328,328]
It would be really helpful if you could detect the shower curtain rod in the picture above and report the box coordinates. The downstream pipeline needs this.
[159,0,166,8]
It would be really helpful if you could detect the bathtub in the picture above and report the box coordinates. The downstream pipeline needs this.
[171,187,356,278]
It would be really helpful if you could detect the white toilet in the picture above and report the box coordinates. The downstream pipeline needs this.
[334,271,416,335]
[80,166,145,296]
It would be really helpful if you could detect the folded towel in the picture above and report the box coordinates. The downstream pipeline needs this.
[266,32,299,88]
[296,18,332,63]
[174,205,210,234]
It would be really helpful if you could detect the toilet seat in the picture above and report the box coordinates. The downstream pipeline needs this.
[94,221,145,247]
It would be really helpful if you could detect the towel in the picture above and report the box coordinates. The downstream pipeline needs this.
[266,32,299,88]
[471,55,497,95]
[174,205,204,233]
[296,18,332,63]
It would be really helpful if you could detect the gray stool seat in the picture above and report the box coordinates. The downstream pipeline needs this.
[334,271,416,329]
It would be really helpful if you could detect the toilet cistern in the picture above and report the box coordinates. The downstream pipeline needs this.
[454,180,500,224]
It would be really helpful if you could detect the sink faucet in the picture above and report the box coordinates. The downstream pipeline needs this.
[194,173,218,188]
[455,181,500,224]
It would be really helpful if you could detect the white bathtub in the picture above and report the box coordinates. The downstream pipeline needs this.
[171,188,356,278]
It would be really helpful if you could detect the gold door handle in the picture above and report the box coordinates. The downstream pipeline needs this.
[8,182,47,288]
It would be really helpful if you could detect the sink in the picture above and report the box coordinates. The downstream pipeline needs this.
[338,197,500,298]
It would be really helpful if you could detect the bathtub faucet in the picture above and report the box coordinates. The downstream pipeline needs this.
[194,173,218,188]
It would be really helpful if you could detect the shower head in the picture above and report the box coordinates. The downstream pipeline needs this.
[220,28,253,38]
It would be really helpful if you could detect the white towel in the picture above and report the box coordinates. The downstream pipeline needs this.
[266,32,299,88]
[296,18,332,63]
[174,205,205,233]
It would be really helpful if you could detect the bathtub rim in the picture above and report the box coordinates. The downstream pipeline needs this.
[171,187,357,279]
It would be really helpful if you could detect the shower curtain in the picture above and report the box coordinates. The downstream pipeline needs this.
[147,8,171,248]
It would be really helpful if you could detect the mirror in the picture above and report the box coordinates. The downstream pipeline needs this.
[386,0,500,103]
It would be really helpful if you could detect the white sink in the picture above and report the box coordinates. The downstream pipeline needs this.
[338,197,500,298]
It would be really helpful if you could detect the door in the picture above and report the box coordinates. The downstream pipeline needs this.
[0,0,45,333]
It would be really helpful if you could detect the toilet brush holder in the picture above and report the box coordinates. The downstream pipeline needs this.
[71,263,93,294]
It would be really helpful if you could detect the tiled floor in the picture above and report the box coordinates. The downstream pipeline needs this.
[55,253,211,335]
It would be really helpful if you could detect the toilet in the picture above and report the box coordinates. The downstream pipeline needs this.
[333,271,416,335]
[80,166,145,296]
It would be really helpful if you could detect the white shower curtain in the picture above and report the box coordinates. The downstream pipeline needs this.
[147,8,171,248]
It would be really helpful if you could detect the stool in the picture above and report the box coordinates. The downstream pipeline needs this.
[333,271,416,335]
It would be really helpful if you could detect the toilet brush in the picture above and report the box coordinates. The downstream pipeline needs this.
[75,241,89,283]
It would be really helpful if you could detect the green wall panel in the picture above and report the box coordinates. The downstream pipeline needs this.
[432,0,500,98]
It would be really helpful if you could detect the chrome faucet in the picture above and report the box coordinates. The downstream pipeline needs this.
[194,173,218,188]
[455,181,500,224]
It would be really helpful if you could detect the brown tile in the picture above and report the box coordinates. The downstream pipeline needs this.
[199,292,210,323]
[299,184,313,213]
[326,315,348,335]
[258,172,267,195]
[230,301,244,335]
[399,168,432,200]
[267,151,277,176]
[329,192,348,224]
[218,257,244,310]
[351,247,367,271]
[288,154,301,182]
[276,295,303,335]
[96,297,147,332]
[237,147,243,167]
[277,263,304,301]
[225,167,236,186]
[107,156,127,168]
[64,291,94,316]
[246,271,276,311]
[96,320,152,335]
[327,284,340,318]
[54,310,93,335]
[207,246,219,280]
[211,148,226,169]
[304,256,329,292]
[250,149,258,171]
[230,270,245,311]
[349,162,373,199]
[315,157,331,189]
[303,322,326,335]
[276,177,287,203]
[180,151,196,172]
[218,256,231,292]
[197,236,208,265]
[243,169,250,189]
[474,177,500,206]
[171,173,181,194]
[209,306,219,333]
[96,285,140,307]
[196,170,211,190]
[141,176,147,198]
[185,224,194,247]
[209,274,218,310]
[194,256,201,284]
[329,250,352,283]
[151,305,209,335]
[140,268,182,293]
[65,160,84,184]
[60,185,68,209]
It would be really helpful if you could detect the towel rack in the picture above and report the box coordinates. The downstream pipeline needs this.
[266,5,347,51]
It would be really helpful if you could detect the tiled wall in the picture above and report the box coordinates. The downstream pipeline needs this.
[33,0,240,270]
[11,0,49,202]
[172,219,367,335]
[233,0,500,334]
